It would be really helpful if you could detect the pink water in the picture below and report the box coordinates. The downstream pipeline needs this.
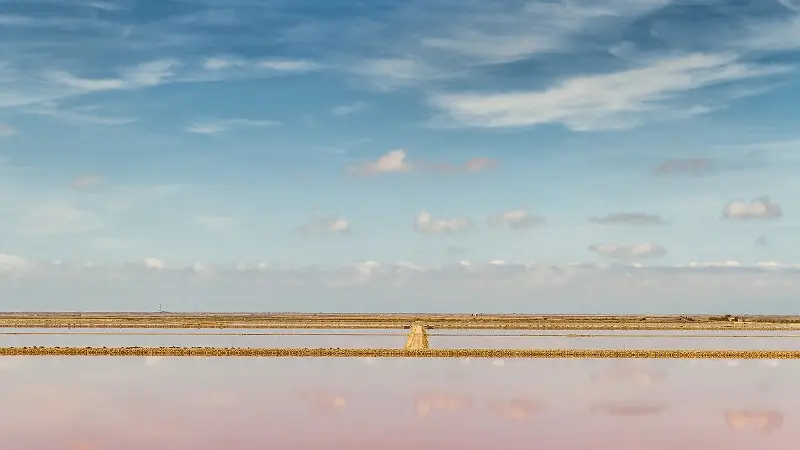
[0,356,795,449]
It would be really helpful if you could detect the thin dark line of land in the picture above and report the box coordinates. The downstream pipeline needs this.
[1,346,799,358]
[0,313,800,330]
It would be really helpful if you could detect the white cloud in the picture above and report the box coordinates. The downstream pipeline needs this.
[349,149,496,176]
[0,123,16,137]
[428,53,788,131]
[722,197,783,220]
[352,58,445,90]
[349,0,670,89]
[349,149,411,176]
[2,256,800,312]
[143,257,165,269]
[487,209,545,229]
[120,59,178,87]
[589,243,667,260]
[47,59,180,94]
[330,102,367,116]
[740,15,800,52]
[201,56,319,73]
[415,209,471,234]
[185,118,281,134]
[202,57,242,71]
[295,216,350,235]
[258,59,319,72]
[28,102,138,126]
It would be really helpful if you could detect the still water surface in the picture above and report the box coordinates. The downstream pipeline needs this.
[0,354,795,449]
[2,328,800,350]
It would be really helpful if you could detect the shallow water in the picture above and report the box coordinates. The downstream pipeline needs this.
[2,328,800,350]
[0,356,795,449]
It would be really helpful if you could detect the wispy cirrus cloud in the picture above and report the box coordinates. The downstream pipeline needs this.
[428,53,788,131]
[185,118,281,135]
[46,59,180,94]
[27,102,138,126]
[330,102,367,117]
[487,209,545,230]
[202,56,320,73]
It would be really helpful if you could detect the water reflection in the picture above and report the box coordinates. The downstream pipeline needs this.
[0,357,796,449]
[4,328,800,350]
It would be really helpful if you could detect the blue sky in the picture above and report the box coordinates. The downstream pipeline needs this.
[1,0,800,311]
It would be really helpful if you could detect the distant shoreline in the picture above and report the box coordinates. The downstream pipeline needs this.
[1,313,799,330]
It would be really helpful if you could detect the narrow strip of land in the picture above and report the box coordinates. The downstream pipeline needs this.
[1,313,799,330]
[3,331,800,337]
[1,347,799,358]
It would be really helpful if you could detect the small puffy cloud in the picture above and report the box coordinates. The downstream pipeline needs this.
[349,149,497,176]
[755,235,770,247]
[0,123,17,137]
[589,213,665,225]
[724,410,783,432]
[487,209,545,229]
[722,197,782,220]
[350,149,411,176]
[589,243,667,260]
[415,209,470,234]
[653,157,712,176]
[143,258,165,269]
[296,216,350,235]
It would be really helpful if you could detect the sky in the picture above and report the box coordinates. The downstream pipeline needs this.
[1,0,800,311]
[0,356,796,449]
